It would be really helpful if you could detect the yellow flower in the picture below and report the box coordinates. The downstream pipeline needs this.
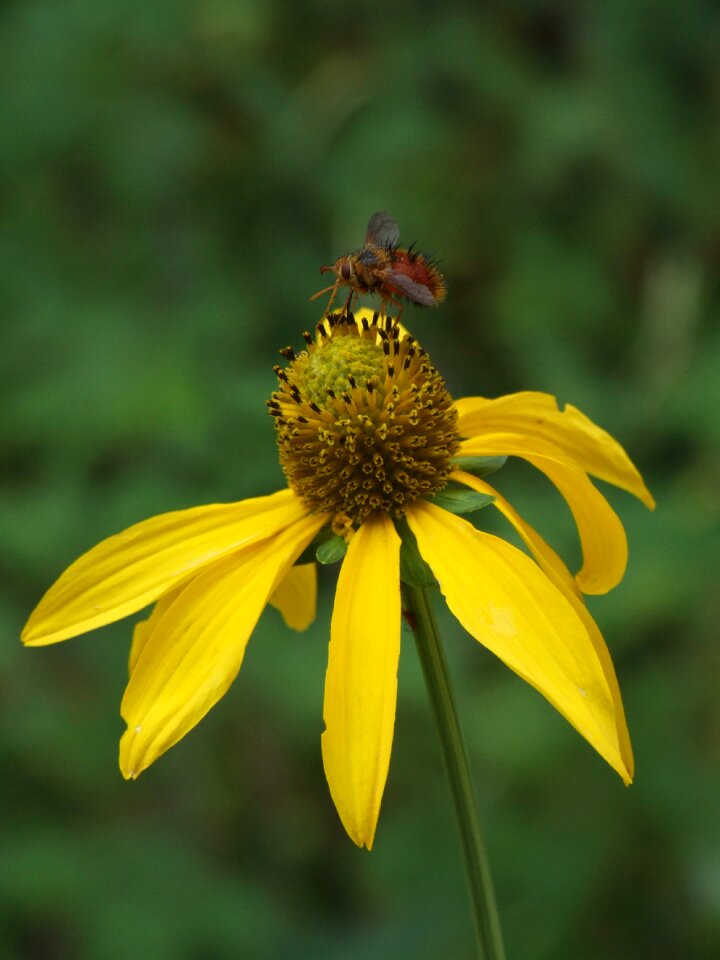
[22,310,654,849]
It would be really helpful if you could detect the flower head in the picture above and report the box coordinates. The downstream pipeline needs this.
[22,309,654,849]
[269,312,459,529]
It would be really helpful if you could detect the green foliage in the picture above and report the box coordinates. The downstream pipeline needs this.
[1,1,718,958]
[398,520,437,589]
[315,534,347,565]
[427,484,496,515]
[451,455,508,478]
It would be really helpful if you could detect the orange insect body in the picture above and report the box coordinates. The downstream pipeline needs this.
[311,212,445,318]
[384,248,446,305]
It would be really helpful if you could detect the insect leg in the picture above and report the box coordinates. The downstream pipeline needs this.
[342,289,355,317]
[310,282,340,321]
[310,283,338,302]
[324,283,341,317]
[381,293,404,323]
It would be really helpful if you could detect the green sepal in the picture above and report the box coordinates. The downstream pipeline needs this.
[316,534,348,565]
[450,454,507,478]
[294,524,334,565]
[396,518,437,589]
[428,483,495,515]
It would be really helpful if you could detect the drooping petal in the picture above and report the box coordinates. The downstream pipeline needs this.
[455,392,655,509]
[268,563,317,631]
[23,488,307,646]
[128,587,183,675]
[451,469,580,595]
[128,622,150,676]
[406,500,631,784]
[452,469,633,779]
[120,511,327,779]
[459,432,627,594]
[321,513,401,850]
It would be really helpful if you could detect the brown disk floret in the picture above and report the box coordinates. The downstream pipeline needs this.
[267,312,460,531]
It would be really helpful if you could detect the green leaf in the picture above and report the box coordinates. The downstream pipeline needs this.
[451,455,507,478]
[316,534,348,565]
[294,525,333,565]
[428,484,495,515]
[396,519,437,588]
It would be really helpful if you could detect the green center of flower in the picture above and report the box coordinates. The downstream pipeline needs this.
[301,336,387,408]
[268,312,460,532]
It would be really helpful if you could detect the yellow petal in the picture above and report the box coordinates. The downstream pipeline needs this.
[129,621,150,675]
[406,501,631,783]
[455,392,655,509]
[120,511,327,779]
[452,470,633,780]
[321,513,401,849]
[459,432,627,594]
[451,469,580,596]
[128,587,183,675]
[268,563,317,631]
[23,488,307,646]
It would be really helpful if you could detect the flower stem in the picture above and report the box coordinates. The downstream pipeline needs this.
[404,584,506,960]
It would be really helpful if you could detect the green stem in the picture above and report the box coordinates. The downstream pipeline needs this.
[404,584,506,960]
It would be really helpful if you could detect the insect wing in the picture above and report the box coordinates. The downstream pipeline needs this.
[365,212,400,248]
[386,269,437,306]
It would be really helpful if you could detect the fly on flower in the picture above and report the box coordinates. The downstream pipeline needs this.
[311,212,446,319]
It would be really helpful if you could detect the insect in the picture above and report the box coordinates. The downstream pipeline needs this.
[311,212,446,319]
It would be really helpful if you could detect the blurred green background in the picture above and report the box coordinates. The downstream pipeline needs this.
[2,1,718,957]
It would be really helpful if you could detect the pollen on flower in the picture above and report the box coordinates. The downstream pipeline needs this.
[268,311,460,531]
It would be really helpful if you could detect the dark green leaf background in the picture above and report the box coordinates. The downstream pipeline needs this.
[2,2,718,957]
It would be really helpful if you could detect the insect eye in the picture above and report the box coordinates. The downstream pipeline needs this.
[340,262,352,281]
